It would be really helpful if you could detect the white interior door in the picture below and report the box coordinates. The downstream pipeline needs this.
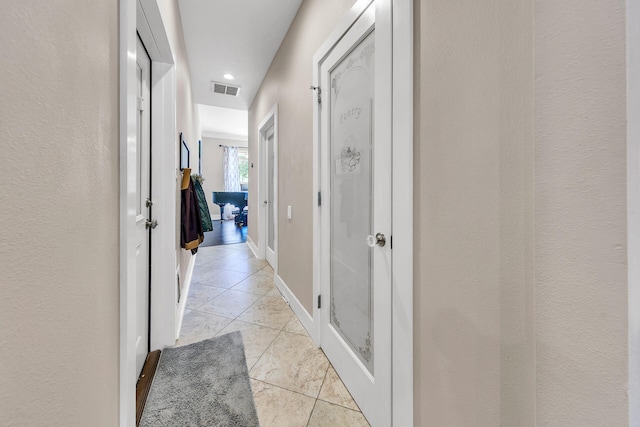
[264,124,276,268]
[135,36,151,377]
[319,4,391,425]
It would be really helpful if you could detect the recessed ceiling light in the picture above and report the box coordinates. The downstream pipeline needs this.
[223,73,234,80]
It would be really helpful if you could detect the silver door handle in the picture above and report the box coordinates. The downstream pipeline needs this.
[145,219,158,230]
[366,233,386,247]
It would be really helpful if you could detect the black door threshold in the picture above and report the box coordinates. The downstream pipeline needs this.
[136,350,161,426]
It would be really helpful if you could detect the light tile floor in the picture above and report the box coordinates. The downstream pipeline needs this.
[177,243,370,427]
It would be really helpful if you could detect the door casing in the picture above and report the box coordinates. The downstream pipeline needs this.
[258,103,279,271]
[120,0,177,425]
[311,0,414,425]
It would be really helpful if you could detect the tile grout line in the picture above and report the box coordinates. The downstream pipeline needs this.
[306,364,330,427]
[197,246,358,425]
[244,318,283,372]
[316,396,366,414]
[250,378,320,403]
[219,265,284,373]
[193,277,269,322]
[248,329,284,382]
[181,264,267,344]
[306,399,319,427]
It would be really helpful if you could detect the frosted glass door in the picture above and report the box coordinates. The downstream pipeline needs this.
[317,3,391,423]
[329,30,375,373]
[267,130,275,252]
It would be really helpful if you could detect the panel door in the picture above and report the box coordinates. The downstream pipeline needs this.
[135,36,151,378]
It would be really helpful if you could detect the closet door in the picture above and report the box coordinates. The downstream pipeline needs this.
[135,35,152,378]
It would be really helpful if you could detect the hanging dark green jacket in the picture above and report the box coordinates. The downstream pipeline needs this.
[191,176,213,233]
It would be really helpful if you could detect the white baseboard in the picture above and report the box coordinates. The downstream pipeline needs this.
[175,252,196,340]
[274,274,318,345]
[246,236,261,259]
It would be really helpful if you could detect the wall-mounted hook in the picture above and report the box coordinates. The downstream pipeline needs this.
[309,86,321,104]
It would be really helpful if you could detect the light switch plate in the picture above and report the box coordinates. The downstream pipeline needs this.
[287,205,292,220]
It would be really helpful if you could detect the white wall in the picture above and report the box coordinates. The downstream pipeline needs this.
[201,137,248,219]
[0,1,120,425]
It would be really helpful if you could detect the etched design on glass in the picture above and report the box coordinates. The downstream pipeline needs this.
[330,295,341,329]
[329,30,375,374]
[358,332,372,363]
[331,42,375,97]
[335,140,361,175]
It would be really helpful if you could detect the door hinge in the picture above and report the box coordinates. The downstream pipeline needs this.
[390,235,393,249]
[318,191,322,206]
[317,294,322,309]
[137,96,145,111]
[177,274,181,303]
[310,86,321,104]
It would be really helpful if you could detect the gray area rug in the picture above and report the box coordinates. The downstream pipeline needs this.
[140,332,259,427]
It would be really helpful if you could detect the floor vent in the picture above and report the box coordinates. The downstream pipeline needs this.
[211,81,241,97]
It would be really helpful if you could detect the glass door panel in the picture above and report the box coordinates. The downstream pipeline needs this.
[267,131,275,251]
[329,30,375,373]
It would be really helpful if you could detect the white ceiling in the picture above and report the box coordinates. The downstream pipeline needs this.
[178,0,304,113]
[199,105,248,141]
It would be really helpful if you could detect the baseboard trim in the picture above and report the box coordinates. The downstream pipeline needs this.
[175,253,196,339]
[246,236,260,259]
[274,274,318,345]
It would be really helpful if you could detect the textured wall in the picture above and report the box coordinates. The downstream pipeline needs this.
[157,0,202,284]
[415,0,629,424]
[248,0,357,313]
[160,0,201,151]
[0,1,120,425]
[534,0,628,424]
[414,0,535,424]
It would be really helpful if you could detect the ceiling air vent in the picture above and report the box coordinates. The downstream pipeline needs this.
[211,81,241,97]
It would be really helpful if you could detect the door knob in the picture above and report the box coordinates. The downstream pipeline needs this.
[145,219,158,230]
[263,200,268,204]
[366,233,386,247]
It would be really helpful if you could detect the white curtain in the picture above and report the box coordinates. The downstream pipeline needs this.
[223,146,241,192]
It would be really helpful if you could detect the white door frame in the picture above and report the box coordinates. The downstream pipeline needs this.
[627,0,640,422]
[120,1,177,425]
[311,0,413,425]
[258,104,279,270]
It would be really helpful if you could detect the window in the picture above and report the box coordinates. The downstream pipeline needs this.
[238,147,249,191]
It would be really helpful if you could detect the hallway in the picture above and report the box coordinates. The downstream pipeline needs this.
[178,243,370,426]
